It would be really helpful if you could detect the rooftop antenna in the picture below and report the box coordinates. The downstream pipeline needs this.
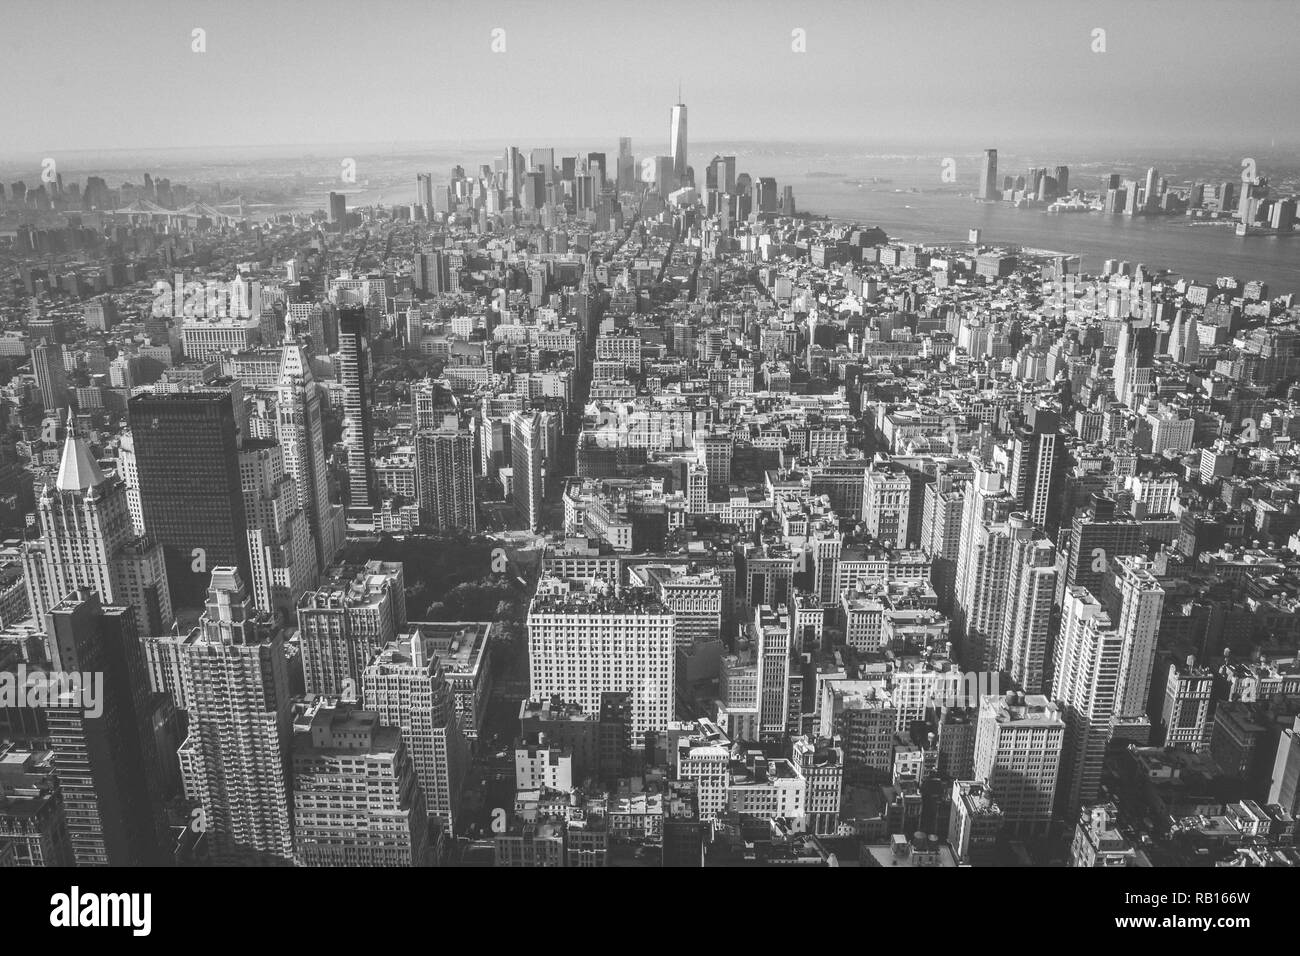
[678,80,682,104]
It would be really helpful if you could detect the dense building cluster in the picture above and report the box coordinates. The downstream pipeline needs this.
[2,98,1300,869]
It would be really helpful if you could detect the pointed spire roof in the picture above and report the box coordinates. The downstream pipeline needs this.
[55,410,105,492]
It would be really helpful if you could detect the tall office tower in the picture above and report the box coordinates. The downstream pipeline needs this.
[26,414,172,637]
[979,149,999,200]
[973,691,1065,836]
[1054,165,1070,195]
[130,387,250,610]
[413,249,450,295]
[529,148,555,184]
[415,172,433,212]
[0,744,74,866]
[782,184,796,214]
[328,191,347,228]
[617,138,634,192]
[998,532,1057,693]
[45,589,166,865]
[1009,407,1060,532]
[277,320,343,570]
[1143,167,1160,212]
[1112,321,1156,409]
[297,560,404,697]
[239,440,318,616]
[116,431,146,535]
[752,605,791,741]
[653,155,676,197]
[670,93,688,185]
[414,427,477,532]
[337,306,376,521]
[864,465,911,547]
[1101,556,1165,732]
[587,152,607,188]
[177,568,295,865]
[523,170,545,209]
[1160,658,1214,752]
[1054,587,1123,813]
[509,409,546,532]
[291,698,430,867]
[954,465,1015,664]
[504,146,523,205]
[697,431,732,493]
[528,582,676,737]
[1056,496,1142,606]
[362,632,468,836]
[921,470,967,610]
[31,341,68,415]
[961,512,1034,672]
[755,177,779,213]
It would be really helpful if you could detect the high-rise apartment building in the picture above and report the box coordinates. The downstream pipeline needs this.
[338,306,376,520]
[297,560,405,697]
[414,427,477,532]
[291,698,430,867]
[362,632,468,837]
[1101,556,1165,732]
[177,568,295,865]
[1009,407,1061,532]
[1054,587,1124,814]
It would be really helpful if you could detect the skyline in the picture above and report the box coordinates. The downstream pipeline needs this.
[4,0,1300,155]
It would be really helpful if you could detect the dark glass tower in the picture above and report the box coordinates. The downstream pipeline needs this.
[128,386,250,609]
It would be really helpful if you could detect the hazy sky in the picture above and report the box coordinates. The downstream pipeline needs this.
[4,0,1298,157]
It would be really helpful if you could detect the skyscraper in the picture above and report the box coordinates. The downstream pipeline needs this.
[510,410,545,532]
[670,92,688,186]
[277,320,343,570]
[129,387,250,609]
[617,138,634,193]
[177,568,295,865]
[998,533,1057,694]
[504,146,523,205]
[587,152,607,188]
[1102,556,1165,733]
[1143,166,1160,212]
[291,698,430,867]
[415,426,477,532]
[239,439,318,616]
[362,632,469,837]
[1009,407,1061,532]
[328,191,347,228]
[297,560,404,697]
[973,691,1064,836]
[1054,587,1124,813]
[338,306,377,521]
[25,412,172,637]
[31,341,68,416]
[979,149,999,201]
[45,588,166,865]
